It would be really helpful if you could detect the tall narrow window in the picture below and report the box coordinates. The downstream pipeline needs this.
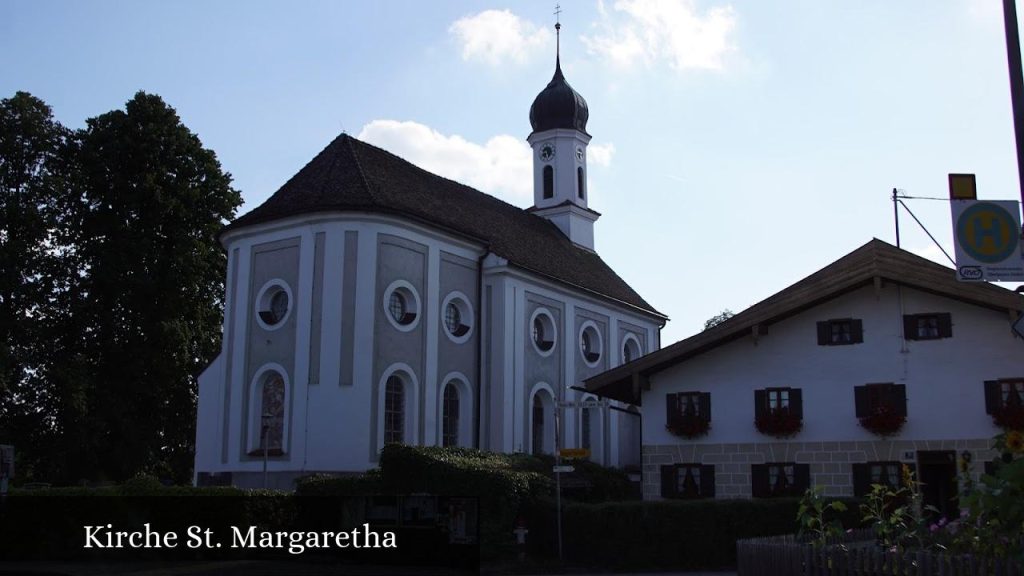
[442,385,459,447]
[260,373,285,451]
[543,166,554,199]
[577,167,585,199]
[582,407,592,450]
[384,376,404,445]
[532,395,545,455]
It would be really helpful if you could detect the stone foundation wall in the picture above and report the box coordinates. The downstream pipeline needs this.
[642,438,998,500]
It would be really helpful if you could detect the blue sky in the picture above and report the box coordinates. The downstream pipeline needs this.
[2,0,1020,344]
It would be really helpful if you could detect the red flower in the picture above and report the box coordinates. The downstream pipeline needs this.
[755,408,803,438]
[993,404,1024,431]
[666,414,711,438]
[859,404,905,436]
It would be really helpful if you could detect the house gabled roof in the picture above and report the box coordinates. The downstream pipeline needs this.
[585,238,1024,404]
[223,134,664,318]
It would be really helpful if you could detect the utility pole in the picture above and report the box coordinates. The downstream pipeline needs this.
[1003,0,1024,207]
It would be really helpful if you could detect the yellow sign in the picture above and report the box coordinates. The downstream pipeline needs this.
[948,173,977,200]
[558,448,590,459]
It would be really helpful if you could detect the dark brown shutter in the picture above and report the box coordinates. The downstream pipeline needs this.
[852,463,869,497]
[984,460,998,477]
[816,321,830,345]
[937,313,953,338]
[851,319,864,343]
[892,384,908,417]
[854,385,868,418]
[754,389,767,419]
[666,393,678,424]
[795,464,811,492]
[700,465,716,498]
[984,380,1001,414]
[660,465,676,498]
[751,464,769,498]
[790,388,803,419]
[700,392,711,422]
[903,315,918,340]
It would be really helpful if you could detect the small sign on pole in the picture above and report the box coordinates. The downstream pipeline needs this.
[558,448,591,459]
[950,199,1024,281]
[552,465,575,474]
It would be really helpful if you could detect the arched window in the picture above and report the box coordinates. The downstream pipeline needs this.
[442,384,460,447]
[259,373,285,452]
[543,166,554,199]
[532,395,545,456]
[577,167,585,199]
[384,375,405,445]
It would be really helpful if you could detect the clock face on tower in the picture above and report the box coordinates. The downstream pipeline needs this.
[539,143,555,162]
[575,146,584,162]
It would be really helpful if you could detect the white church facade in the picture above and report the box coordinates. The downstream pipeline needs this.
[193,51,665,488]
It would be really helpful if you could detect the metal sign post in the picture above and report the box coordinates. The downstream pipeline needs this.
[553,405,562,561]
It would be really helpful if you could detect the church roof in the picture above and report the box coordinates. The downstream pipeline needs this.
[224,134,663,318]
[529,59,590,136]
[585,238,1024,404]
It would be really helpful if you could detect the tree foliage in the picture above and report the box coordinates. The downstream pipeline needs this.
[703,309,735,331]
[0,91,240,484]
[0,92,71,480]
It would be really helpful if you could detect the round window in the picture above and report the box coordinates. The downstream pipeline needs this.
[441,292,474,343]
[383,280,421,331]
[579,322,602,366]
[255,280,292,330]
[531,309,556,355]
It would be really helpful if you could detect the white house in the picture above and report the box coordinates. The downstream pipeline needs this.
[585,239,1024,517]
[193,48,665,488]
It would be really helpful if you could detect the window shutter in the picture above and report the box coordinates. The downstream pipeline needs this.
[892,384,908,417]
[754,389,767,419]
[666,393,678,424]
[751,464,769,498]
[790,388,803,419]
[700,392,711,422]
[984,380,1001,414]
[816,321,830,345]
[795,464,811,492]
[903,315,918,340]
[854,385,868,418]
[984,460,998,477]
[851,319,864,343]
[700,465,716,498]
[660,465,676,498]
[852,463,869,497]
[937,313,953,338]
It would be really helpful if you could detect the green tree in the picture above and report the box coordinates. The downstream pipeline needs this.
[0,92,71,480]
[703,309,734,331]
[63,92,240,483]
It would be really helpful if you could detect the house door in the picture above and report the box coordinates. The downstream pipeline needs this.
[917,451,958,520]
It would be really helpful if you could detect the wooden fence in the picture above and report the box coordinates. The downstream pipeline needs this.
[736,531,1023,576]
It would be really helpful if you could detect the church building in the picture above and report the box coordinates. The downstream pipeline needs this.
[193,40,666,488]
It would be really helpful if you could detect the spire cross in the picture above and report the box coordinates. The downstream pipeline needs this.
[554,4,562,62]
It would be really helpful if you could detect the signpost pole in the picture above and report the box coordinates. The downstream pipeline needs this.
[554,404,563,561]
[1003,0,1024,207]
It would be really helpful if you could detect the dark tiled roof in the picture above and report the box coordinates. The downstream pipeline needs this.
[585,238,1024,403]
[224,134,662,317]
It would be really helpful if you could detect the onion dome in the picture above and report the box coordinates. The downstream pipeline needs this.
[529,57,589,135]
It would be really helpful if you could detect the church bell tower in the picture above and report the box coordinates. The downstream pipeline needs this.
[527,20,599,250]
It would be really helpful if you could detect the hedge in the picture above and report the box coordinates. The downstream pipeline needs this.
[525,497,863,570]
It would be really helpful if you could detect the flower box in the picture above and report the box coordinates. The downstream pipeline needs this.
[859,404,905,437]
[666,415,710,438]
[756,408,803,438]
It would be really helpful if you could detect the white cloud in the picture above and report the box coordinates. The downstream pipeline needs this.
[357,120,533,205]
[582,0,738,72]
[449,9,551,67]
[589,142,616,167]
